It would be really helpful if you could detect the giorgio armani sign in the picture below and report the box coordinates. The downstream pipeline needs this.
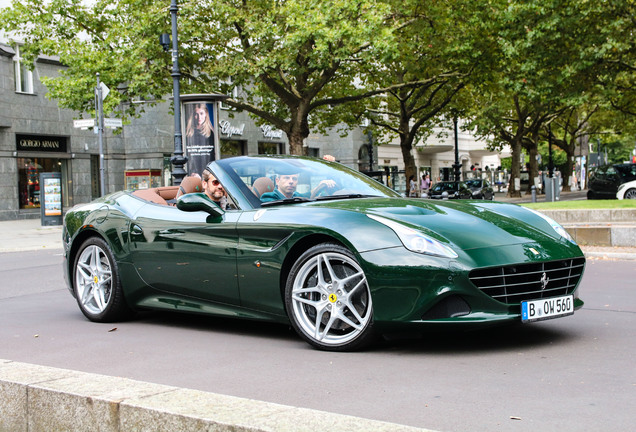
[16,134,68,153]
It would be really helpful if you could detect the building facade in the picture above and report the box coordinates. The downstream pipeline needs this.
[376,119,511,194]
[0,43,373,221]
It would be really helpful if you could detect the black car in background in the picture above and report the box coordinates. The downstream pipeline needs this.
[587,163,636,199]
[428,181,473,199]
[465,178,495,200]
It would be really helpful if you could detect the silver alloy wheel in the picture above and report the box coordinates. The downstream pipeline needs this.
[290,251,372,347]
[75,244,113,315]
[625,188,636,199]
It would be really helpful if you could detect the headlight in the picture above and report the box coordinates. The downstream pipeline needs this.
[368,214,458,258]
[617,184,625,193]
[526,208,576,244]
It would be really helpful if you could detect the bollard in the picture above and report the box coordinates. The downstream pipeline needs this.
[531,185,536,203]
[442,191,449,200]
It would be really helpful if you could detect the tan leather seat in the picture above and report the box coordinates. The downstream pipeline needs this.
[176,175,203,199]
[132,188,168,205]
[252,177,274,197]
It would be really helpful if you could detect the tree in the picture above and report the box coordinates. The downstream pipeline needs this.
[1,0,173,117]
[0,0,416,155]
[357,0,489,184]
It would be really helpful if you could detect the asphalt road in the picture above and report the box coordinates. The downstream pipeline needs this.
[1,249,634,432]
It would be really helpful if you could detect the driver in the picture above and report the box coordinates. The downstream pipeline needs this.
[261,168,336,202]
[202,168,230,210]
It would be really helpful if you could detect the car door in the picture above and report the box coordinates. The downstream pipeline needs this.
[127,203,241,305]
[602,166,619,198]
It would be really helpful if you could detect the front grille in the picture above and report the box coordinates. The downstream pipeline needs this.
[469,257,585,305]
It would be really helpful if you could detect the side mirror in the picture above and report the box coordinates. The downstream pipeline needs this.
[177,193,224,218]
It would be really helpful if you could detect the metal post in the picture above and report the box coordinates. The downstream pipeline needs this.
[96,73,105,196]
[548,125,554,178]
[531,185,536,203]
[453,116,461,181]
[366,129,374,171]
[169,0,187,186]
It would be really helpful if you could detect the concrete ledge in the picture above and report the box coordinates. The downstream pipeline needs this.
[540,208,636,224]
[0,359,433,432]
[539,209,636,247]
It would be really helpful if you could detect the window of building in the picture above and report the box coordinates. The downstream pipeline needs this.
[220,140,246,158]
[258,142,283,155]
[219,77,240,110]
[14,45,34,94]
[306,147,319,158]
[18,157,68,210]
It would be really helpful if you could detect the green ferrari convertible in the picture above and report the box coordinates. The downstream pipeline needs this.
[62,155,585,351]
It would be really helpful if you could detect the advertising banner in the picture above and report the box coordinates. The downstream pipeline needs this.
[40,172,63,226]
[183,101,217,176]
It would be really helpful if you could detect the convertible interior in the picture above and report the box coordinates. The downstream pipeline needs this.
[131,175,275,206]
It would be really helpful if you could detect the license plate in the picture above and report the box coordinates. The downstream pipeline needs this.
[521,295,574,322]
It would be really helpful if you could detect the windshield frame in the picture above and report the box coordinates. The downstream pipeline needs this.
[212,155,400,208]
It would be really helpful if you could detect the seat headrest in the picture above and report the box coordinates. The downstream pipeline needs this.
[176,175,203,198]
[252,177,274,197]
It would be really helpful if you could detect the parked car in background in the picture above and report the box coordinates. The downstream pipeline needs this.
[427,181,473,199]
[465,179,495,200]
[617,179,636,199]
[588,163,636,199]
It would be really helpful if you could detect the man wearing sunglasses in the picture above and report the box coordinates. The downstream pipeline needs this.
[202,168,229,210]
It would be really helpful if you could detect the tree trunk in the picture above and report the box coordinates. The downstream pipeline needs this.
[400,137,417,193]
[507,138,522,198]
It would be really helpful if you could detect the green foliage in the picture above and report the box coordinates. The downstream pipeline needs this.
[0,0,634,160]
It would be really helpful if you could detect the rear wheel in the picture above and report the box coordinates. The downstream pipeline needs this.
[624,188,636,199]
[285,243,375,351]
[73,237,131,322]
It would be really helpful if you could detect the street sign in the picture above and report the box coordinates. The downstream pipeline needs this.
[100,82,110,100]
[73,119,95,129]
[104,118,122,128]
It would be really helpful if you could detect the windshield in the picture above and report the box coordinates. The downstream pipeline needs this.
[465,179,482,188]
[432,182,459,192]
[216,156,400,207]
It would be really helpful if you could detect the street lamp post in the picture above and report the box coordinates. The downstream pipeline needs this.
[161,0,187,186]
[452,116,462,181]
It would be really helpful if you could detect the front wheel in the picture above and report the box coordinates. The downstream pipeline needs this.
[73,237,131,322]
[285,243,375,351]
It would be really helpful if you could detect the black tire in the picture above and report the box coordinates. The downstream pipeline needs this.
[624,188,636,200]
[73,237,132,322]
[285,243,375,351]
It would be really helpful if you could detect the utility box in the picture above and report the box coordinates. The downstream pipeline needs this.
[545,177,561,202]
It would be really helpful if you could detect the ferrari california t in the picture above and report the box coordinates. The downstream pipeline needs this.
[62,155,585,351]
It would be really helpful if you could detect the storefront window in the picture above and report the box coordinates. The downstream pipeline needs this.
[258,142,282,155]
[220,140,246,158]
[18,157,63,209]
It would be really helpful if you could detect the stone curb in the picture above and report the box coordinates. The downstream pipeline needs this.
[0,359,433,432]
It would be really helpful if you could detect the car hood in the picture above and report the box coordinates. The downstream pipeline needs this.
[311,197,566,251]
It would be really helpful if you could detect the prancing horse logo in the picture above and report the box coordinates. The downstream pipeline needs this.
[540,272,549,290]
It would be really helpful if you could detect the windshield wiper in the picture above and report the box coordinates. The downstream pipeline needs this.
[261,196,314,207]
[314,194,378,201]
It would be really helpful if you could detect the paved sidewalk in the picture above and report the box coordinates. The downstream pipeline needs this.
[0,218,63,253]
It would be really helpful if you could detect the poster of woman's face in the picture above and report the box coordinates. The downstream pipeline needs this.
[184,102,215,176]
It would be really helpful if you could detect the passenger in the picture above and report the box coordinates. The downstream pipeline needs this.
[261,168,336,202]
[202,168,229,210]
